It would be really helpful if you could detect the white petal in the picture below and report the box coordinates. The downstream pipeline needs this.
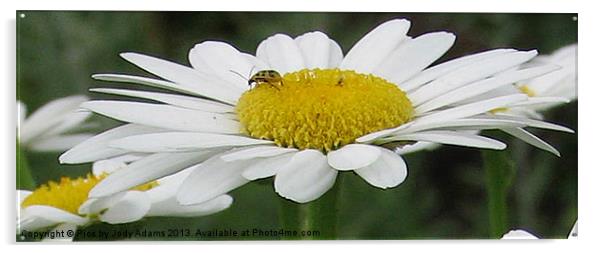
[28,134,94,152]
[92,74,206,96]
[355,148,407,188]
[18,190,33,205]
[120,53,242,104]
[501,128,560,156]
[23,205,88,225]
[109,132,271,152]
[410,94,528,127]
[415,64,560,114]
[355,123,413,143]
[81,101,240,134]
[256,33,305,74]
[395,142,441,155]
[400,48,517,91]
[188,41,256,90]
[502,229,539,239]
[147,195,233,217]
[409,50,537,105]
[274,150,337,203]
[20,95,88,144]
[397,117,529,134]
[92,159,127,176]
[328,40,344,68]
[41,111,92,138]
[99,191,151,224]
[382,130,506,150]
[145,167,195,204]
[340,19,411,74]
[242,152,296,180]
[474,114,574,133]
[295,31,336,69]
[220,145,297,162]
[89,150,217,198]
[375,32,456,84]
[78,192,127,215]
[91,88,234,113]
[17,101,27,125]
[177,151,253,205]
[18,217,61,232]
[509,96,569,108]
[326,144,382,171]
[59,124,165,164]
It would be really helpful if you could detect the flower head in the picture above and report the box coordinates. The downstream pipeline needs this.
[61,18,572,204]
[18,95,94,152]
[18,157,232,236]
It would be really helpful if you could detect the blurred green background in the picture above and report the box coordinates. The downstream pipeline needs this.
[16,12,577,240]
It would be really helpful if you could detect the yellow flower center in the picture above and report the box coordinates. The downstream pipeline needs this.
[21,173,158,215]
[236,69,414,152]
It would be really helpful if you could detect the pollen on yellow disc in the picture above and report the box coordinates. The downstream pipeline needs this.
[236,69,414,152]
[21,173,159,215]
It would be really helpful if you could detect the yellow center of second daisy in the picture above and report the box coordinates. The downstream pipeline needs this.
[21,173,158,215]
[236,69,414,152]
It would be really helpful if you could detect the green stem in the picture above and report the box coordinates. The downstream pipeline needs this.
[17,142,36,190]
[482,149,515,238]
[278,180,339,240]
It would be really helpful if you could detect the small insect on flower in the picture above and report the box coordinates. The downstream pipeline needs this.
[230,69,284,90]
[248,70,283,89]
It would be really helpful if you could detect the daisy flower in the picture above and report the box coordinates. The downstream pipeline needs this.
[18,157,232,240]
[501,220,577,239]
[490,43,577,120]
[501,229,539,239]
[61,18,572,204]
[18,95,94,152]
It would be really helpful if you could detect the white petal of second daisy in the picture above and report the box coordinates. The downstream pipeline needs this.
[99,191,151,224]
[90,150,217,198]
[256,33,305,74]
[326,144,382,171]
[147,195,233,218]
[19,95,88,144]
[502,229,539,239]
[340,19,411,74]
[177,151,254,205]
[18,190,33,205]
[28,134,94,152]
[355,147,408,189]
[274,150,337,203]
[23,205,88,225]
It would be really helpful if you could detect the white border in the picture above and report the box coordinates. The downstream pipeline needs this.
[2,0,598,252]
